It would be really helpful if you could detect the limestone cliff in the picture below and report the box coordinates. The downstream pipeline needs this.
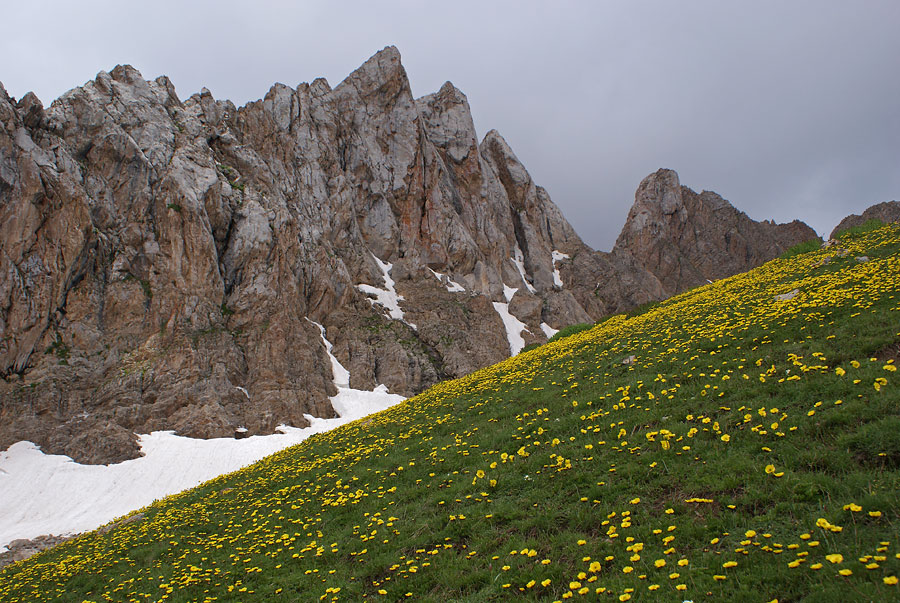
[613,169,818,296]
[0,48,815,463]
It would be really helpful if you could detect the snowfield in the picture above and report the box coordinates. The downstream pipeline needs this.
[0,323,404,553]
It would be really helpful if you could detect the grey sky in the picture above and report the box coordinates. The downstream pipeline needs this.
[2,0,897,249]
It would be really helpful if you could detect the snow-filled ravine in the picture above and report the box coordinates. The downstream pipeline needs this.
[0,322,404,553]
[492,284,531,356]
[551,249,569,288]
[356,253,416,329]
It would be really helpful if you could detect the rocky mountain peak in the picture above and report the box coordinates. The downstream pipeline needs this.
[336,45,409,101]
[614,168,819,295]
[416,81,477,164]
[0,49,819,465]
[829,200,900,239]
[633,168,685,219]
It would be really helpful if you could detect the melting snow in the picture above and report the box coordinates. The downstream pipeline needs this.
[541,322,559,338]
[511,247,537,293]
[308,319,350,387]
[551,250,569,288]
[0,323,405,553]
[428,268,465,293]
[356,254,416,329]
[493,285,530,356]
[308,319,404,419]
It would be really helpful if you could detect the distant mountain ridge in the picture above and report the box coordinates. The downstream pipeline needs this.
[0,47,818,463]
[830,201,900,239]
[614,168,818,296]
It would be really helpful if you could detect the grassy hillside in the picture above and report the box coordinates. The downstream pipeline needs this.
[2,224,899,603]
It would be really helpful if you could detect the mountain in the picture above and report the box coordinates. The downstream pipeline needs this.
[830,200,900,239]
[0,47,816,464]
[613,168,818,296]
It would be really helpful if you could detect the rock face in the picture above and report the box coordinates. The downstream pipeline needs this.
[0,48,815,464]
[614,169,818,296]
[830,201,900,239]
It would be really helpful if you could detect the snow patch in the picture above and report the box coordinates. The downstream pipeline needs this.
[428,268,465,293]
[511,247,537,293]
[541,322,559,338]
[0,325,406,553]
[551,250,569,288]
[493,294,529,356]
[0,427,326,553]
[308,319,350,388]
[356,254,416,329]
[308,319,405,420]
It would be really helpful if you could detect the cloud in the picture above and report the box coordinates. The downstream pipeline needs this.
[1,0,897,249]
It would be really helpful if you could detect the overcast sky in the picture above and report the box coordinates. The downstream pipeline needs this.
[2,1,897,249]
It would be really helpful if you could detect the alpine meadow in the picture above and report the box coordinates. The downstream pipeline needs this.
[1,224,898,601]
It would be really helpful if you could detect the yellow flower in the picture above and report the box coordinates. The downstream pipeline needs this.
[835,367,846,376]
[884,576,898,585]
[723,561,738,568]
[765,464,776,474]
[839,569,853,576]
[720,434,731,442]
[541,579,552,587]
[745,530,757,538]
[654,559,666,568]
[826,553,844,564]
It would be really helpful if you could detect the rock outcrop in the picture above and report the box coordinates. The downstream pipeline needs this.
[613,169,819,296]
[830,201,900,239]
[0,48,815,464]
[0,534,70,569]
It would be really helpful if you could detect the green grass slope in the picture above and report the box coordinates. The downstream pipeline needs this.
[2,225,899,603]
